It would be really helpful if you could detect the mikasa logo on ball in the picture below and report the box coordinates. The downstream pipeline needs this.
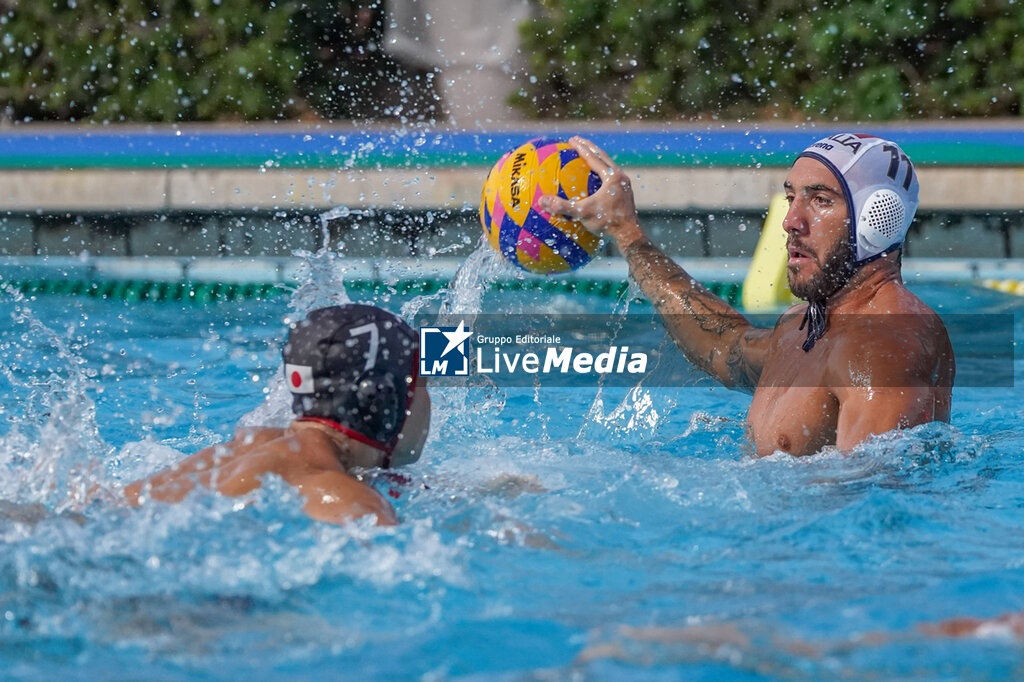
[480,138,603,274]
[508,150,528,209]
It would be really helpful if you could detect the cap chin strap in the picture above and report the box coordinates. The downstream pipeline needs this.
[798,254,860,352]
[296,416,393,469]
[801,239,896,351]
[799,300,828,352]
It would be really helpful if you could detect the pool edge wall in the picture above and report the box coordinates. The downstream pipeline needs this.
[1,124,1023,259]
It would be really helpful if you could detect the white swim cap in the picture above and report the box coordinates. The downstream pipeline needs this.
[797,133,920,264]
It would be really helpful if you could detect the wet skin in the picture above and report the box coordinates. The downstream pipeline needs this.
[538,139,953,456]
[745,158,952,454]
[124,384,430,524]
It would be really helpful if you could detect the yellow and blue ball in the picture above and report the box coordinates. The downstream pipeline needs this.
[480,138,603,274]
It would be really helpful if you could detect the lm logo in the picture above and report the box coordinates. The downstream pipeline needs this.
[419,320,471,376]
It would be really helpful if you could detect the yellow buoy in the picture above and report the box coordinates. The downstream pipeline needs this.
[979,278,1024,296]
[741,193,797,312]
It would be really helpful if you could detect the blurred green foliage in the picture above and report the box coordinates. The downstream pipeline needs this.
[0,0,438,122]
[0,0,303,121]
[515,0,1024,120]
[2,0,1019,122]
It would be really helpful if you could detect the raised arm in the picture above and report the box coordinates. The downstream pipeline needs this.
[537,136,770,390]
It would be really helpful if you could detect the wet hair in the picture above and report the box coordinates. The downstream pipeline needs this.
[282,305,419,455]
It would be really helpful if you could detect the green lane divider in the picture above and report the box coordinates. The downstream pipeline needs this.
[7,278,743,306]
[9,279,289,302]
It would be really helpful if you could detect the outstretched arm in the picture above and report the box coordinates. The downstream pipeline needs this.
[538,136,769,390]
[622,239,769,390]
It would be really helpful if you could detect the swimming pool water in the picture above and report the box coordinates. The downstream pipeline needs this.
[1,254,1024,681]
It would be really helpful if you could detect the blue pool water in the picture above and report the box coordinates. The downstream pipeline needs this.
[1,250,1024,681]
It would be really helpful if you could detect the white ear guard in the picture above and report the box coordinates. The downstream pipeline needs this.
[857,188,907,259]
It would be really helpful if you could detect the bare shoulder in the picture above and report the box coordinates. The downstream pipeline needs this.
[771,303,807,335]
[831,286,952,387]
[762,303,808,353]
[225,426,346,479]
[290,469,398,526]
[211,426,299,471]
[226,426,290,449]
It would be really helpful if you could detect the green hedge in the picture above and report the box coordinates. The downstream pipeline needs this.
[0,0,437,122]
[515,0,1024,120]
[1,0,304,121]
[3,0,1021,122]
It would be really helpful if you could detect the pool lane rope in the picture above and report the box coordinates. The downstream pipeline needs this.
[980,278,1024,297]
[5,277,745,305]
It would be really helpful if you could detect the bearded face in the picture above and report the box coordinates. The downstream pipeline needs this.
[787,232,855,302]
[783,158,856,303]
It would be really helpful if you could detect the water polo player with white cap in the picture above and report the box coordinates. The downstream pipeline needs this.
[792,134,921,350]
[125,304,430,525]
[538,133,954,456]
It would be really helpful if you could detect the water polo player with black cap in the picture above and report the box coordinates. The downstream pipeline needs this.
[538,133,954,456]
[124,304,430,525]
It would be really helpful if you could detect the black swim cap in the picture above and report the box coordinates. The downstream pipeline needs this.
[282,305,419,454]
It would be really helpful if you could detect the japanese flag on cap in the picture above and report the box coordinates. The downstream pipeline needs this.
[797,133,920,264]
[285,363,315,394]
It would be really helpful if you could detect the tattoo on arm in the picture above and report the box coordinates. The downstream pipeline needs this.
[624,238,762,390]
[725,329,761,392]
[627,240,742,329]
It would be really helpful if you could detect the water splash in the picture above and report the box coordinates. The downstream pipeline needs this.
[241,206,370,427]
[438,239,512,318]
[286,249,353,316]
[405,240,513,439]
[575,282,675,441]
[579,385,677,443]
[0,285,111,511]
